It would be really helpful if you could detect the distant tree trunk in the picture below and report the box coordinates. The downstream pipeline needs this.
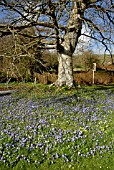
[56,1,86,88]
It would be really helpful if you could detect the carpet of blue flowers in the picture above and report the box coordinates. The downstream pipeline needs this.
[0,85,114,170]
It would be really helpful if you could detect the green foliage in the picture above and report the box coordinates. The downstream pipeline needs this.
[73,50,101,70]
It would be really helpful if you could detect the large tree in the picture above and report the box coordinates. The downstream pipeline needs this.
[0,0,114,87]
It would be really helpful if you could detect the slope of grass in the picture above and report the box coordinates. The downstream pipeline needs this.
[0,83,114,170]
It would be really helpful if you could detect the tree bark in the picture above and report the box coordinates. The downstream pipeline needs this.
[56,1,86,88]
[56,52,74,87]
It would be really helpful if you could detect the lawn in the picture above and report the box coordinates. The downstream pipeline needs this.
[0,83,114,170]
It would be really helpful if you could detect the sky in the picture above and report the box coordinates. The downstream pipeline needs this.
[74,25,91,54]
[75,25,114,55]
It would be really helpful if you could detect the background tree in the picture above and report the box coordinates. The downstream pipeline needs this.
[0,26,47,82]
[82,50,100,70]
[0,0,114,87]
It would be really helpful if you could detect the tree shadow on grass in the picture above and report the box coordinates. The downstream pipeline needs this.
[93,85,114,91]
[82,84,114,94]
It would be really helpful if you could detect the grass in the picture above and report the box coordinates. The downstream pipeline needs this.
[0,83,114,170]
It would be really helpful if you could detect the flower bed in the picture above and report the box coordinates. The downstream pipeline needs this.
[0,86,114,170]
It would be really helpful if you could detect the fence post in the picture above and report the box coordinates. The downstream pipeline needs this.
[92,63,96,84]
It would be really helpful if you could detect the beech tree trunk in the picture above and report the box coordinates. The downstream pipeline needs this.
[56,1,86,88]
[56,53,74,87]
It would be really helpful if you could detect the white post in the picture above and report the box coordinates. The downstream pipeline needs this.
[34,77,36,84]
[92,63,96,85]
[92,69,95,84]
